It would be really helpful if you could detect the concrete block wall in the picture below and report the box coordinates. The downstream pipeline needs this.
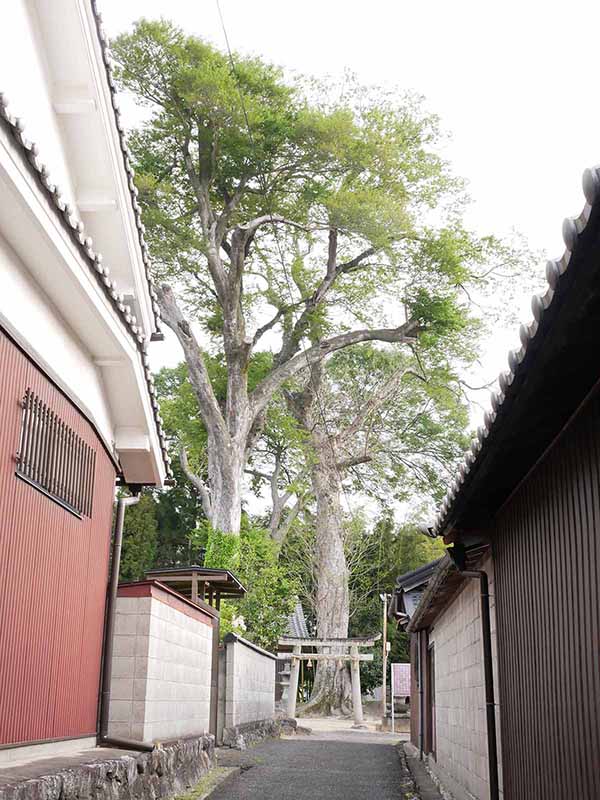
[427,556,502,800]
[108,582,215,742]
[217,633,276,740]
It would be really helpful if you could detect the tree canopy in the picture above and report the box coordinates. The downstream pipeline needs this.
[112,20,519,539]
[112,21,534,686]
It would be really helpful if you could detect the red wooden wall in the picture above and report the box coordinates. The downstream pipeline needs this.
[0,329,115,746]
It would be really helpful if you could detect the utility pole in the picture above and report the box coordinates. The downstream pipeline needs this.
[380,593,388,725]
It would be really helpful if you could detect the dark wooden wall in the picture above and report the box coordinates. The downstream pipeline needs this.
[410,634,419,746]
[408,631,435,755]
[0,329,115,746]
[494,387,600,799]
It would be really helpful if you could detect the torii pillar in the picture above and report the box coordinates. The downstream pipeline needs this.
[350,645,365,727]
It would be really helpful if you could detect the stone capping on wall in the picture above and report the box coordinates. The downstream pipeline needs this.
[222,633,277,660]
[118,580,219,626]
[0,735,215,800]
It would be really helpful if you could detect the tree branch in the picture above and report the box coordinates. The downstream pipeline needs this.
[215,176,249,244]
[157,284,228,443]
[274,243,379,367]
[179,445,212,518]
[181,138,227,303]
[245,468,271,482]
[251,319,422,421]
[338,366,425,445]
[336,246,377,275]
[336,454,373,471]
[239,214,310,241]
[252,299,306,346]
[272,494,305,545]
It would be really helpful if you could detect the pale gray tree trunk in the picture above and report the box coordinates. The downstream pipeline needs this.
[290,361,416,714]
[207,435,245,534]
[157,171,419,539]
[138,113,422,538]
[289,364,353,714]
[303,430,352,715]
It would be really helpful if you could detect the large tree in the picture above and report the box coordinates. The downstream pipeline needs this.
[285,342,470,713]
[112,22,508,537]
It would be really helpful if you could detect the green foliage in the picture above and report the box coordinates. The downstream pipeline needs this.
[204,527,241,570]
[111,20,500,345]
[119,493,159,582]
[154,353,302,497]
[152,459,207,566]
[192,517,297,651]
[322,344,471,507]
[112,20,536,662]
[349,514,444,692]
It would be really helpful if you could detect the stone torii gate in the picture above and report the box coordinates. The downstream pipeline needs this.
[278,634,381,727]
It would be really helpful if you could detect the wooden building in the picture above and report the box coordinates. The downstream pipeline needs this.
[145,565,247,610]
[392,165,600,800]
[0,0,170,758]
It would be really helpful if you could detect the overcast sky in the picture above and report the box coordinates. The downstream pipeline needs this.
[101,0,600,408]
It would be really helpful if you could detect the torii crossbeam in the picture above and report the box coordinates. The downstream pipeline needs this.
[277,634,381,727]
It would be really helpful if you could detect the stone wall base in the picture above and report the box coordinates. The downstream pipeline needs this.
[0,736,215,800]
[221,718,297,750]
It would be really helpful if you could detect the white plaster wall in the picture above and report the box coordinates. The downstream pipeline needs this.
[0,234,114,443]
[428,556,502,800]
[109,594,213,742]
[225,639,276,728]
[0,1,166,484]
[0,2,115,446]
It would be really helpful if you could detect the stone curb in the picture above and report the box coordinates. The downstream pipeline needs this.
[395,743,423,799]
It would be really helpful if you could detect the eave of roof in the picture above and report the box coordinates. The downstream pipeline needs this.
[146,566,247,593]
[395,558,443,591]
[434,166,600,538]
[406,555,455,633]
[0,94,173,482]
[406,543,491,632]
[90,0,164,342]
[389,560,441,622]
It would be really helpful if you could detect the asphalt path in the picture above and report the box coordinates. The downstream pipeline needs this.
[211,731,405,800]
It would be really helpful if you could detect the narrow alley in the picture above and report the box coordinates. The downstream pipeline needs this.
[213,734,402,800]
[210,721,441,800]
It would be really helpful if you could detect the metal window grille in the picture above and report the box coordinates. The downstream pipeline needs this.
[15,389,96,517]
